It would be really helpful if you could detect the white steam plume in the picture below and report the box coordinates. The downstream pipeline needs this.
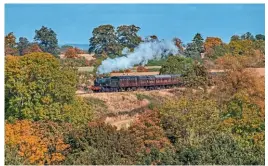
[97,40,178,74]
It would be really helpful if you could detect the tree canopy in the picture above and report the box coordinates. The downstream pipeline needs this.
[5,52,77,121]
[34,26,60,56]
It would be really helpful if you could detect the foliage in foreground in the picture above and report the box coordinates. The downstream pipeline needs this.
[5,53,94,125]
[4,29,265,165]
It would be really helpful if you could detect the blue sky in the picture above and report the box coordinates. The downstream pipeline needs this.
[5,4,265,45]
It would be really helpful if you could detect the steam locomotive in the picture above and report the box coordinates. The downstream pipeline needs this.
[89,74,182,92]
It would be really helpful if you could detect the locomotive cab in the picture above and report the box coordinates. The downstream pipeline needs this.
[90,77,111,92]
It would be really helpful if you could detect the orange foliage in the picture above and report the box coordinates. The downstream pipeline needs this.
[137,66,148,72]
[23,44,43,55]
[204,37,223,53]
[211,55,264,148]
[5,120,70,165]
[65,48,78,58]
[215,55,264,104]
[5,32,17,56]
[129,110,171,153]
[124,69,131,73]
[5,46,18,56]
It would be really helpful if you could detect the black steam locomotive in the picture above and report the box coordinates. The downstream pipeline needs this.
[90,74,182,92]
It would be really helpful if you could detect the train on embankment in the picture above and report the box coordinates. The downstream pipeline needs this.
[89,71,224,93]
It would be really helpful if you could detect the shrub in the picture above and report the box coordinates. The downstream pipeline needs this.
[65,48,78,58]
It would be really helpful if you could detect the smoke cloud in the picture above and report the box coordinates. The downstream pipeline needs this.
[97,40,178,74]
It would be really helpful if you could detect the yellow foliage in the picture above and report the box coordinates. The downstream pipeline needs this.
[5,120,69,165]
[204,37,222,52]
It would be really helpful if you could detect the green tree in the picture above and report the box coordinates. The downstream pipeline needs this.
[137,147,176,165]
[241,32,255,41]
[5,52,77,121]
[89,25,121,57]
[17,37,30,56]
[160,96,220,146]
[34,26,60,56]
[192,33,204,53]
[160,56,193,75]
[255,34,265,41]
[230,35,240,41]
[116,25,142,51]
[198,133,264,165]
[160,56,208,89]
[64,122,138,165]
[183,61,208,89]
[184,33,204,60]
[206,44,230,59]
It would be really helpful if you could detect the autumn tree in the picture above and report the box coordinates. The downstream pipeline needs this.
[5,120,70,165]
[22,43,43,54]
[34,26,60,56]
[128,110,175,165]
[65,48,78,58]
[89,25,121,57]
[229,39,254,55]
[129,110,172,152]
[206,43,230,59]
[116,25,142,51]
[220,93,264,147]
[212,55,264,149]
[5,53,77,121]
[159,96,220,154]
[5,32,18,55]
[204,37,223,53]
[214,54,264,107]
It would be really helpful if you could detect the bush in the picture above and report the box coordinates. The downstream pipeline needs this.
[65,48,78,58]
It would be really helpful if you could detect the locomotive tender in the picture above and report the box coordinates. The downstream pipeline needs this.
[90,74,182,92]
